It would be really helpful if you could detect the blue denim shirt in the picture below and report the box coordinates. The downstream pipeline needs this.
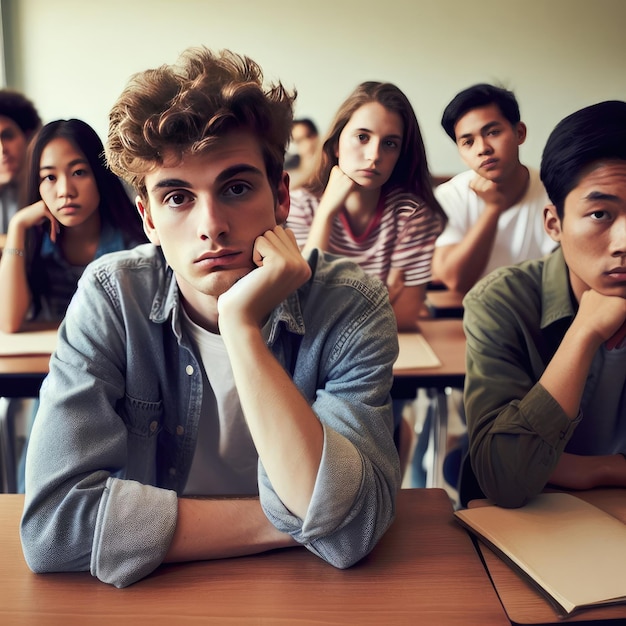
[34,218,141,321]
[21,244,401,588]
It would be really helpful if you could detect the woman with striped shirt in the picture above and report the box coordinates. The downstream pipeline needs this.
[287,81,446,332]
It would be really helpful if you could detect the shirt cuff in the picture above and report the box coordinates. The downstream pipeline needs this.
[518,382,581,448]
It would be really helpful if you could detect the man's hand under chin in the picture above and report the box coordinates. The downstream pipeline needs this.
[217,226,312,331]
[470,175,516,215]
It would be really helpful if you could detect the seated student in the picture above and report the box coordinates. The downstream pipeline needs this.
[287,81,446,331]
[284,117,319,190]
[0,90,41,234]
[430,84,556,493]
[286,82,446,474]
[20,47,401,588]
[462,100,626,508]
[0,118,146,493]
[432,83,555,294]
[0,119,145,332]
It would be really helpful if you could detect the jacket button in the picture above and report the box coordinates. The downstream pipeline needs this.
[185,365,194,375]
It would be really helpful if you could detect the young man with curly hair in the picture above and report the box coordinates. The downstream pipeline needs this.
[20,48,400,587]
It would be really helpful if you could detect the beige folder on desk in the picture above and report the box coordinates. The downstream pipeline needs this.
[395,333,441,369]
[455,492,626,616]
[0,329,58,355]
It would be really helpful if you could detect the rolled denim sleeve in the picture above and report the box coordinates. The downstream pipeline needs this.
[91,478,177,587]
[463,270,579,508]
[259,269,401,567]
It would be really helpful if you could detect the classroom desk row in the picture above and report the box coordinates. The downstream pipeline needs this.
[0,318,466,395]
[2,487,626,624]
[0,319,467,490]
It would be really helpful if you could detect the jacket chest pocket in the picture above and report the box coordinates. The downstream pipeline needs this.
[121,394,164,483]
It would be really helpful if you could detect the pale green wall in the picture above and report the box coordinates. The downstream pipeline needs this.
[4,0,626,174]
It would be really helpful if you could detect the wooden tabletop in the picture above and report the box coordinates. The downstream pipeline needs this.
[392,319,466,397]
[0,488,508,625]
[473,488,626,624]
[0,323,57,397]
[1,320,467,399]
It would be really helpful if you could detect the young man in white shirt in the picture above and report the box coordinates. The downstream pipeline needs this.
[433,83,554,294]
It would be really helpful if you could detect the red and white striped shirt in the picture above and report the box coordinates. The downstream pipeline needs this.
[287,188,444,287]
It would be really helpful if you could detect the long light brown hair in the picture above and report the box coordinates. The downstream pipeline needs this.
[306,81,445,223]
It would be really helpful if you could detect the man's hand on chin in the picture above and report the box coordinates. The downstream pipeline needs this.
[218,226,311,330]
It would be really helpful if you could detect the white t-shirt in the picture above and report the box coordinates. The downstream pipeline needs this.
[434,167,556,278]
[181,307,258,496]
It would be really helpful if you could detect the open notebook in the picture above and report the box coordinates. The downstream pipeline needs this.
[455,492,626,616]
[0,329,58,356]
[394,333,441,369]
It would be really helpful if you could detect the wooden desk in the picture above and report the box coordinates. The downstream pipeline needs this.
[0,489,508,625]
[393,319,466,488]
[1,321,467,398]
[392,319,465,393]
[0,354,50,397]
[0,325,56,397]
[473,488,626,624]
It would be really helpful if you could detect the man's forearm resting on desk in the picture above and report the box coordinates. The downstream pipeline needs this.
[548,452,626,491]
[164,497,298,563]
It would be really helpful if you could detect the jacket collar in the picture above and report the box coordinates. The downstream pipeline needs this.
[540,246,577,329]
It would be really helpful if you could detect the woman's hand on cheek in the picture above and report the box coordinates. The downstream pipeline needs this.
[13,200,60,242]
[318,165,356,217]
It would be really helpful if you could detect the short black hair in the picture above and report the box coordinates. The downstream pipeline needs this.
[0,89,41,135]
[540,100,626,218]
[292,118,318,137]
[441,83,520,141]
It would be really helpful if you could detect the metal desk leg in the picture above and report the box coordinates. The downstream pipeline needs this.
[426,388,448,489]
[0,397,18,494]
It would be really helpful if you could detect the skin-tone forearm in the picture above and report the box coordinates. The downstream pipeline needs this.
[0,218,32,332]
[539,289,626,419]
[432,207,500,293]
[537,322,600,419]
[539,289,626,489]
[218,226,322,519]
[549,452,626,490]
[302,165,356,258]
[387,275,424,331]
[434,168,530,294]
[164,497,297,563]
[302,199,339,257]
[219,323,324,518]
[0,200,58,333]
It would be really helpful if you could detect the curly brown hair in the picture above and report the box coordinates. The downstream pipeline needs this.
[106,47,296,199]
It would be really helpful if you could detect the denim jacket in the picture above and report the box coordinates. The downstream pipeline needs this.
[21,244,400,588]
